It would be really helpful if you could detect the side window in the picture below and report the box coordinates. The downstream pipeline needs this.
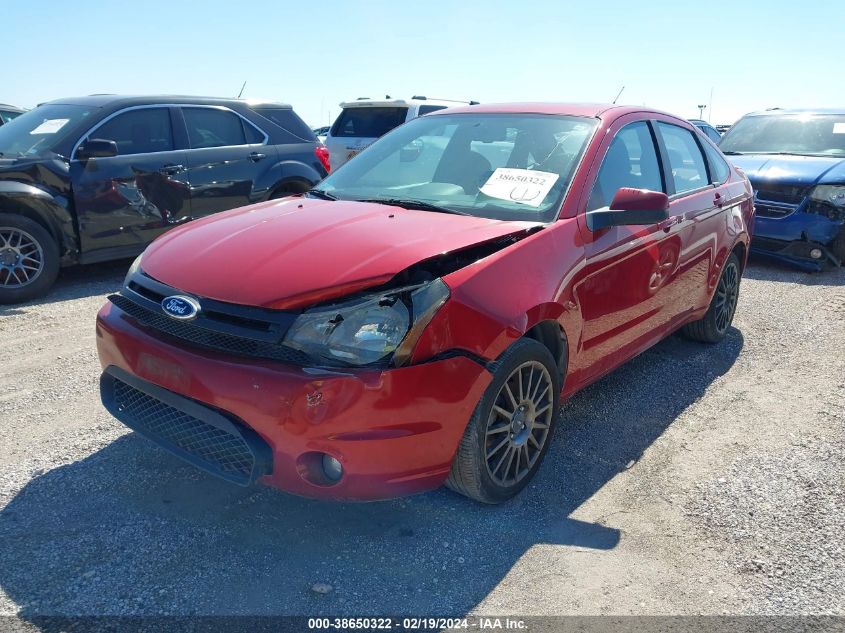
[183,108,246,149]
[702,142,731,184]
[656,122,709,195]
[251,107,315,141]
[588,121,663,210]
[89,108,174,156]
[705,126,721,143]
[243,121,265,144]
[418,105,448,116]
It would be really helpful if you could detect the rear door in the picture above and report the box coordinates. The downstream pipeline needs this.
[326,105,408,168]
[180,106,270,218]
[653,120,723,320]
[70,106,191,260]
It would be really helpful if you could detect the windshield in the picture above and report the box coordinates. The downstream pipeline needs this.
[0,104,95,158]
[719,113,845,156]
[317,113,598,221]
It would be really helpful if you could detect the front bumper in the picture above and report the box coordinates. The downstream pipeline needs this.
[751,212,844,270]
[96,302,492,501]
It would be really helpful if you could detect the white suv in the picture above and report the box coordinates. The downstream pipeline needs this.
[325,96,474,169]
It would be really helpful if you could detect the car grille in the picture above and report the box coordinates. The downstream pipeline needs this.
[750,236,789,253]
[109,271,311,365]
[101,368,272,485]
[754,184,806,206]
[755,201,799,219]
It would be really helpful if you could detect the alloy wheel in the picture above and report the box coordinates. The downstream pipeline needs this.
[484,360,554,487]
[0,227,44,288]
[714,261,739,333]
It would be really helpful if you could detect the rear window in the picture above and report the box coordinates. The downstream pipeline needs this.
[251,106,315,142]
[330,107,408,138]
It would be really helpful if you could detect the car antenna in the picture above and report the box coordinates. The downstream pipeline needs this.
[236,81,247,99]
[612,86,625,104]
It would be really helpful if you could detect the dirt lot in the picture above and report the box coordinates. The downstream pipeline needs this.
[0,257,843,617]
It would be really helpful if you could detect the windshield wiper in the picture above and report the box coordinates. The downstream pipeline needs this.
[354,197,472,216]
[306,188,338,200]
[720,151,745,155]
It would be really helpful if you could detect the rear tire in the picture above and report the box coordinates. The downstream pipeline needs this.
[681,252,741,343]
[446,338,561,504]
[0,213,60,304]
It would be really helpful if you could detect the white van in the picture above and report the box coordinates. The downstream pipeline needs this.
[325,96,475,169]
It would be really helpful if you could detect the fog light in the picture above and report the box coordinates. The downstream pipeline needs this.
[321,454,343,482]
[809,248,823,260]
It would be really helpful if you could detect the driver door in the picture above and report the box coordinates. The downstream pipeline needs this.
[571,118,684,383]
[70,107,191,261]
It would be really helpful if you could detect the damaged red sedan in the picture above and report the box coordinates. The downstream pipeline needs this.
[96,103,753,503]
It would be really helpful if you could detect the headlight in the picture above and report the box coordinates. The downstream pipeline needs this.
[283,278,449,367]
[124,254,143,286]
[809,185,845,209]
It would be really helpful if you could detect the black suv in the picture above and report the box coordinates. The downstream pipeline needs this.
[0,95,329,303]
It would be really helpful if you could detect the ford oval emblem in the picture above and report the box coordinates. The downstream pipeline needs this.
[161,295,201,321]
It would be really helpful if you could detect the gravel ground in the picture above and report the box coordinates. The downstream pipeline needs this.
[0,257,842,618]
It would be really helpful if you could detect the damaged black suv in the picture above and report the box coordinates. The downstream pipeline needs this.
[0,95,329,303]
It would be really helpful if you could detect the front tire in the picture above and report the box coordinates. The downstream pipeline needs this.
[681,252,741,343]
[0,213,60,304]
[446,338,561,504]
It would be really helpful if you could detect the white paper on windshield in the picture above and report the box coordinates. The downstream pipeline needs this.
[480,168,559,208]
[833,122,845,134]
[29,119,70,135]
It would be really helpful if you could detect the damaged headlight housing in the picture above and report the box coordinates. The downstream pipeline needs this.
[808,185,845,219]
[283,278,450,367]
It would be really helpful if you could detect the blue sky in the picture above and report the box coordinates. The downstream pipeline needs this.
[5,0,843,127]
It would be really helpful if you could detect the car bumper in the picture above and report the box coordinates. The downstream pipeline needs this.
[751,212,844,269]
[96,302,492,501]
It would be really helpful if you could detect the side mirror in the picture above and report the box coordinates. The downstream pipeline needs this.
[77,139,118,160]
[586,188,669,231]
[399,139,424,163]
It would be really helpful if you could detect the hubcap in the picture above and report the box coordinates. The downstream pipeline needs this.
[714,261,739,333]
[0,228,44,288]
[484,360,554,487]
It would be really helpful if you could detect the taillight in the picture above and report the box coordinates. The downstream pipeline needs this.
[315,146,331,173]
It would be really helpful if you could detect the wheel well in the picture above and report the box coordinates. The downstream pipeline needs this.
[523,320,567,379]
[270,178,311,197]
[732,241,747,272]
[0,201,60,246]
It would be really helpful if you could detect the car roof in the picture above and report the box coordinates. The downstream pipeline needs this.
[42,95,293,109]
[0,103,25,112]
[339,97,470,109]
[427,102,683,121]
[743,107,845,117]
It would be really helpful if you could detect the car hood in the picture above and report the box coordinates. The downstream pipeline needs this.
[729,154,845,188]
[140,197,541,310]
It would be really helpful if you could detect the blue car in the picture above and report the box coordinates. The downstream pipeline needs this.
[719,108,845,271]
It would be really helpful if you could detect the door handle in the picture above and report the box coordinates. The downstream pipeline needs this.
[249,152,267,161]
[714,192,725,207]
[158,164,184,175]
[659,215,681,232]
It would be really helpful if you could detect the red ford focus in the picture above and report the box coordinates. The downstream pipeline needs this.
[96,103,753,503]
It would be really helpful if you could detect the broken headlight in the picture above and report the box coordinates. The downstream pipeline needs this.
[283,278,450,367]
[808,185,845,220]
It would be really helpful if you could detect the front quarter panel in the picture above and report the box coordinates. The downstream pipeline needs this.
[411,219,585,366]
